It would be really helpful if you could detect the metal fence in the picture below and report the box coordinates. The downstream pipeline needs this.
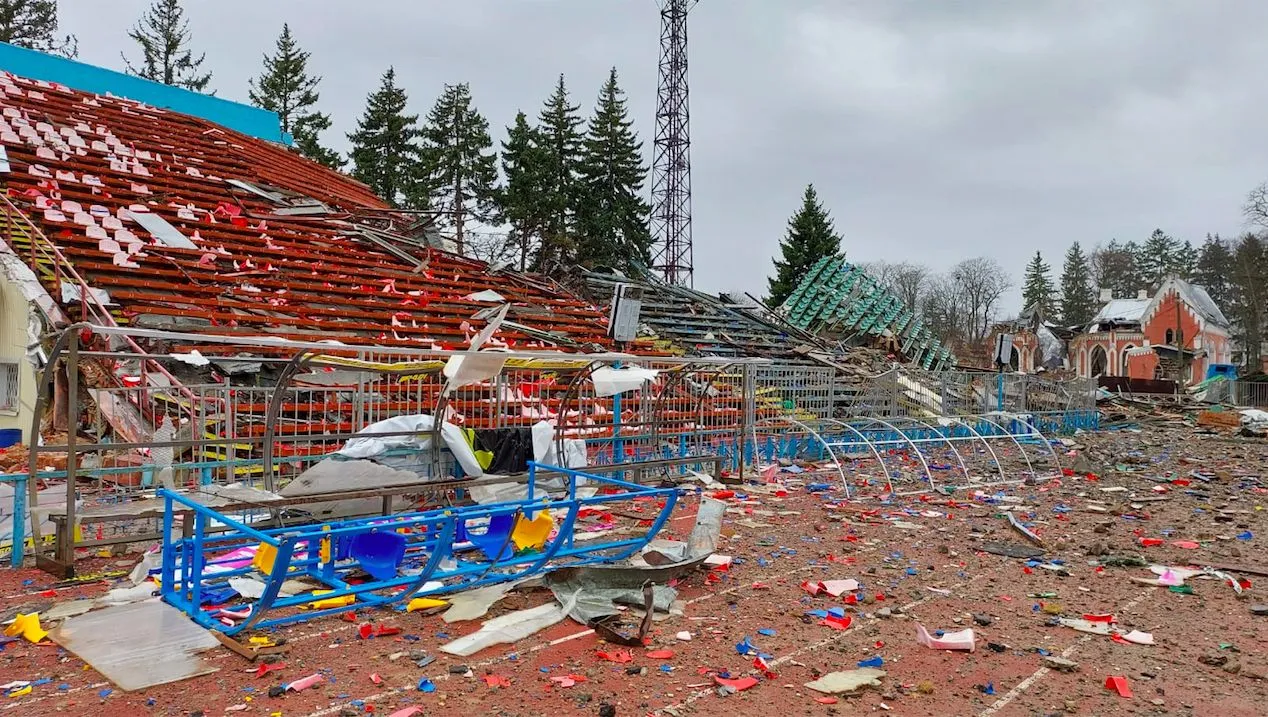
[847,367,1097,419]
[1203,380,1268,408]
[3,324,1101,568]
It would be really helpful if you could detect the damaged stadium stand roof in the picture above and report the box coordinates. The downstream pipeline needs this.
[580,268,828,359]
[0,68,612,352]
[779,254,957,371]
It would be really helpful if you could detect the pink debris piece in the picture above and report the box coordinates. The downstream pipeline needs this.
[915,623,976,652]
[285,673,325,692]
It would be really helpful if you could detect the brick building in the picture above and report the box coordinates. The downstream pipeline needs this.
[1068,277,1231,387]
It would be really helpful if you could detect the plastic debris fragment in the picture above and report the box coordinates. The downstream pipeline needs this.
[915,623,975,652]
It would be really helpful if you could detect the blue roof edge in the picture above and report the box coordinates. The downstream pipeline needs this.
[0,42,289,144]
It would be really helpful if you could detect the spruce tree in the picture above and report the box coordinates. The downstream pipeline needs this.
[347,68,423,208]
[1059,241,1097,326]
[533,75,586,271]
[766,184,841,306]
[418,82,499,254]
[0,0,75,57]
[1122,240,1147,296]
[1138,229,1178,288]
[1230,234,1267,371]
[498,111,551,271]
[1091,239,1135,299]
[575,68,652,273]
[1172,239,1198,280]
[249,24,342,169]
[1021,250,1056,318]
[1195,233,1235,311]
[122,0,212,92]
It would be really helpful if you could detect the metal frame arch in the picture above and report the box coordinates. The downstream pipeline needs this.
[750,415,851,496]
[846,416,936,495]
[933,415,1009,487]
[815,417,896,494]
[890,415,976,490]
[983,412,1064,479]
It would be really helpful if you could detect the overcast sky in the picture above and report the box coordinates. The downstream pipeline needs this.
[58,1,1268,308]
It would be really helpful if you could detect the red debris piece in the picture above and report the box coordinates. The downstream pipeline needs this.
[483,674,511,688]
[358,623,401,639]
[815,697,839,705]
[1082,613,1115,623]
[550,675,587,688]
[715,675,759,692]
[596,650,633,664]
[646,649,675,659]
[1138,538,1164,547]
[1105,675,1133,698]
[820,615,853,631]
[370,673,382,685]
[753,656,777,678]
[252,662,285,678]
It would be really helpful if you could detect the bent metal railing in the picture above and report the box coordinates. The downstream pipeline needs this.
[158,462,679,634]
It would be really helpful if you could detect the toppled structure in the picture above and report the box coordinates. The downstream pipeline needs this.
[777,255,957,370]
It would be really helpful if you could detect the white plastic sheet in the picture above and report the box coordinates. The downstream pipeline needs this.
[440,592,578,657]
[590,366,658,397]
[336,414,483,477]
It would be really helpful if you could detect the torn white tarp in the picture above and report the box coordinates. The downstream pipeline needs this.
[443,351,508,390]
[60,281,114,306]
[1241,409,1268,431]
[590,366,658,397]
[440,591,578,657]
[530,420,586,469]
[128,211,198,250]
[463,289,505,302]
[336,414,483,477]
[168,349,209,367]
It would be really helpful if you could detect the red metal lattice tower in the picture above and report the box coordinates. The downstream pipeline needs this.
[650,0,696,287]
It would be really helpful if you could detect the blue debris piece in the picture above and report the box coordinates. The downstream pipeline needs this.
[735,636,758,655]
[757,628,776,637]
[1237,531,1254,541]
[418,677,436,693]
[857,656,884,668]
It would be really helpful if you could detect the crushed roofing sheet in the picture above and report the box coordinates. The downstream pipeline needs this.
[0,70,611,350]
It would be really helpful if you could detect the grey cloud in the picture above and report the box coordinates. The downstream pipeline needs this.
[58,0,1268,306]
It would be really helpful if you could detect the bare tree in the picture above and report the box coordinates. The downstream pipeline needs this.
[951,257,1011,344]
[860,260,929,311]
[921,273,965,346]
[1243,182,1268,231]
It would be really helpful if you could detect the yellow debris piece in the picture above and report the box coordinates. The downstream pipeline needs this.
[4,612,48,643]
[406,598,449,612]
[307,594,355,610]
[248,636,276,646]
[252,543,279,576]
[511,511,555,551]
[7,685,31,698]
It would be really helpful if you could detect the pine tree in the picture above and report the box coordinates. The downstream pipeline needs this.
[347,67,423,208]
[1090,239,1135,299]
[417,82,499,254]
[122,0,212,92]
[249,24,342,169]
[1195,233,1235,312]
[1122,240,1147,296]
[1059,241,1097,326]
[0,0,75,57]
[1230,234,1267,371]
[533,75,586,272]
[1172,239,1198,280]
[766,184,842,306]
[1021,250,1056,318]
[1138,229,1178,288]
[498,111,551,271]
[575,68,653,273]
